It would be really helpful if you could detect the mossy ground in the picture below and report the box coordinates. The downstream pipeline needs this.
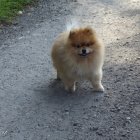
[0,0,32,23]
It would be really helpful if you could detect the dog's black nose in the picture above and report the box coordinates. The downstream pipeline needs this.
[82,49,86,54]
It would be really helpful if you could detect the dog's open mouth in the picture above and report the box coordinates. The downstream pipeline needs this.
[78,53,91,57]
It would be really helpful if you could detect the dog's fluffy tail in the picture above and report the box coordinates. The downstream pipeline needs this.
[66,19,80,31]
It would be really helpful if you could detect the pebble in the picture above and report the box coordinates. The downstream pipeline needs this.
[110,106,121,112]
[73,123,78,126]
[126,117,131,123]
[96,131,103,136]
[126,117,131,120]
[123,42,129,46]
[110,127,114,131]
[2,130,8,136]
[129,102,134,105]
[28,13,31,16]
[129,68,133,71]
[18,11,23,15]
[30,7,34,11]
[18,36,24,40]
[64,109,69,115]
[89,126,98,131]
[13,22,18,25]
[65,112,69,115]
[121,133,127,137]
[83,115,88,120]
[93,114,97,117]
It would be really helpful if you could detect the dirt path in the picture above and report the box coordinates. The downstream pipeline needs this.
[0,0,140,139]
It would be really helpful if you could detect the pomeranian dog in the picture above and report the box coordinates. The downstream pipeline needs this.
[51,26,105,92]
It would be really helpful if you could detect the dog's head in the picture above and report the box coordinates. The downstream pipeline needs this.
[67,26,97,58]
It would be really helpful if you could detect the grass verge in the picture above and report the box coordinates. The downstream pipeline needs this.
[0,0,33,24]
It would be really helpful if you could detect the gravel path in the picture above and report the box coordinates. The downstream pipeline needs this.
[0,0,140,140]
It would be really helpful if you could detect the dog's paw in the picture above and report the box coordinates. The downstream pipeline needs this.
[65,84,76,93]
[93,84,104,92]
[72,84,76,92]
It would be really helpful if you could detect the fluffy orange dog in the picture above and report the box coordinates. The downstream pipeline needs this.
[51,26,105,92]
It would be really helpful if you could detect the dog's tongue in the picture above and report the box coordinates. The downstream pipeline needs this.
[82,54,87,56]
[79,53,88,56]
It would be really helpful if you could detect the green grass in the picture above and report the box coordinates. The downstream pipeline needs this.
[0,0,32,23]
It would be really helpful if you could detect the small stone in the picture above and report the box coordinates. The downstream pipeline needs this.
[18,36,23,40]
[18,11,23,15]
[73,123,78,126]
[93,114,97,117]
[95,98,99,102]
[126,117,131,123]
[64,109,69,115]
[83,115,88,120]
[28,13,31,16]
[90,126,98,131]
[116,106,121,111]
[123,42,129,46]
[129,68,133,71]
[96,131,103,136]
[105,94,109,97]
[2,130,8,136]
[13,22,18,25]
[30,7,34,11]
[126,117,131,120]
[110,127,114,131]
[64,109,69,112]
[65,112,69,115]
[110,105,121,112]
[130,102,134,105]
[121,133,127,137]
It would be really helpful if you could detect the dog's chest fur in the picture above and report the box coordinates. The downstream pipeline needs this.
[67,60,94,79]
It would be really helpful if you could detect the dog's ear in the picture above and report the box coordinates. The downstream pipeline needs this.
[84,26,94,35]
[69,30,76,39]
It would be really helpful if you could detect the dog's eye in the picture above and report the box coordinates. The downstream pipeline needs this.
[86,42,94,46]
[90,42,94,45]
[86,43,90,46]
[76,44,80,48]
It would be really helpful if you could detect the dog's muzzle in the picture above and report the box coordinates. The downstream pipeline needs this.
[79,49,90,56]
